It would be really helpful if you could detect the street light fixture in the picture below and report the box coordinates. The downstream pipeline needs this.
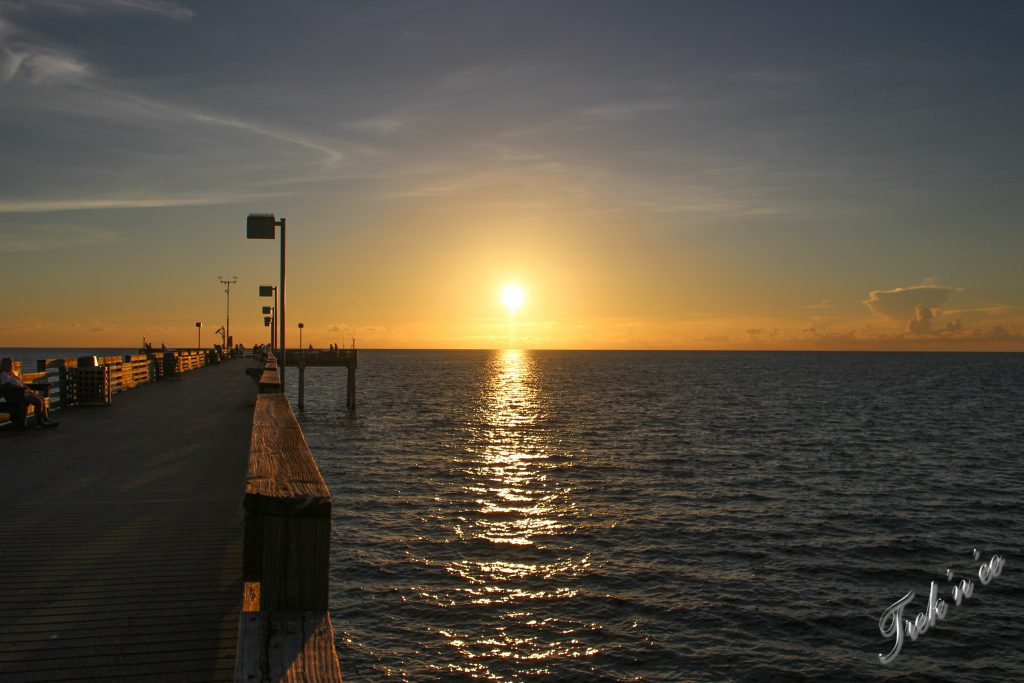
[247,213,286,388]
[262,309,275,347]
[196,321,202,349]
[259,286,277,351]
[298,322,304,349]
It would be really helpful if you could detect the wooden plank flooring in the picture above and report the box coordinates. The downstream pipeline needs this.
[0,360,257,682]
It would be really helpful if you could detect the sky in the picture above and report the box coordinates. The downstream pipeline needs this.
[1,0,1023,350]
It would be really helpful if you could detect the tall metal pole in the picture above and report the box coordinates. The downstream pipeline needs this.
[219,276,237,352]
[279,218,286,390]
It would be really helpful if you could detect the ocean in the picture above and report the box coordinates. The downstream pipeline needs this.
[286,350,1023,682]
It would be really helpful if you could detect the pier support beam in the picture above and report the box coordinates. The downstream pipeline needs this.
[279,347,356,411]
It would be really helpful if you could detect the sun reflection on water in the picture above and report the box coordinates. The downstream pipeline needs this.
[469,349,559,547]
[434,349,597,679]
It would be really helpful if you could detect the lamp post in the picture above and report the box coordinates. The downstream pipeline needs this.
[298,322,304,349]
[218,276,237,352]
[196,321,202,349]
[247,214,286,388]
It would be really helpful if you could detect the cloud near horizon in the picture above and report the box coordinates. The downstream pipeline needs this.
[906,304,965,336]
[863,283,963,320]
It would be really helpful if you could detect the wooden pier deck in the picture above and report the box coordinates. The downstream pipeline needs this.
[0,359,257,682]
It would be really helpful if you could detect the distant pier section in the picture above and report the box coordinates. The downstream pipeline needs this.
[253,347,357,411]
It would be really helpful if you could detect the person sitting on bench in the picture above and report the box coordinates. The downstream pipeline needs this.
[1,358,58,429]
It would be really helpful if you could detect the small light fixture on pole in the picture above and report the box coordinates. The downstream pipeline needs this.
[196,321,202,349]
[259,286,277,351]
[298,322,304,349]
[262,305,275,348]
[247,213,287,388]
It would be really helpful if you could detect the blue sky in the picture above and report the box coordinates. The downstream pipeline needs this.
[1,1,1022,348]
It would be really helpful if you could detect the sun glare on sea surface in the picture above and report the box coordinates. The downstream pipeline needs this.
[502,283,525,314]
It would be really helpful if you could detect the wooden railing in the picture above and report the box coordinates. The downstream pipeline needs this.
[236,357,342,682]
[2,351,228,427]
[67,365,113,406]
[258,356,281,394]
[32,361,66,411]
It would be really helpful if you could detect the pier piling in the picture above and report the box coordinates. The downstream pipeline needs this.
[346,362,356,410]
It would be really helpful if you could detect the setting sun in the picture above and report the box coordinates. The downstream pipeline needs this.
[501,283,525,314]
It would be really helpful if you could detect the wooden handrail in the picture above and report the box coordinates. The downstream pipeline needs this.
[244,392,331,607]
[237,359,342,681]
[258,356,282,394]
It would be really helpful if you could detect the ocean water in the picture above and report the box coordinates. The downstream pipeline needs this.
[287,350,1024,682]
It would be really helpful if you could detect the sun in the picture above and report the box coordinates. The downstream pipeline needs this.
[501,283,525,314]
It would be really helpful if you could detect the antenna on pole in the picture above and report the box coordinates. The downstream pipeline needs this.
[218,276,238,353]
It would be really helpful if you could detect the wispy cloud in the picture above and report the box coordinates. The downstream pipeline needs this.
[0,12,90,84]
[347,115,409,136]
[0,1,193,21]
[0,224,120,251]
[1,46,88,82]
[0,2,346,171]
[188,109,344,166]
[576,97,682,123]
[0,191,284,213]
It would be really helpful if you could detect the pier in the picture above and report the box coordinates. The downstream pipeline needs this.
[285,348,357,411]
[0,353,342,681]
